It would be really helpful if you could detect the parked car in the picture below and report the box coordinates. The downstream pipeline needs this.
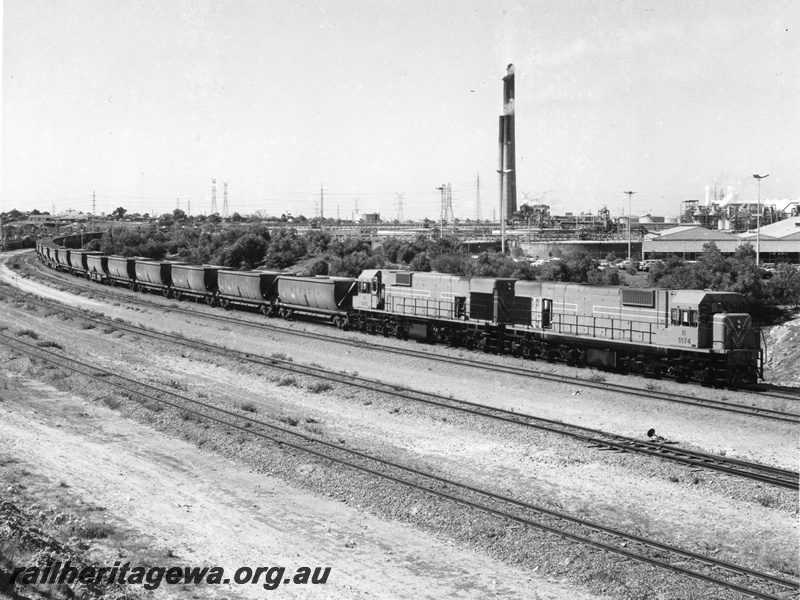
[638,259,662,272]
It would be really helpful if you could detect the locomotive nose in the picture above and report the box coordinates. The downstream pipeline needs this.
[712,313,754,350]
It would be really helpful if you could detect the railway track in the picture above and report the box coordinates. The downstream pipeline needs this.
[1,332,798,600]
[18,256,800,425]
[6,287,799,490]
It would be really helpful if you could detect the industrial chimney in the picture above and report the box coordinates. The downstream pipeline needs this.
[498,64,517,217]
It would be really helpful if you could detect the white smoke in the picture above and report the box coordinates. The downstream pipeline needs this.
[719,185,739,208]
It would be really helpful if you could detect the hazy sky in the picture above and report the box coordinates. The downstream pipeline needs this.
[1,0,798,220]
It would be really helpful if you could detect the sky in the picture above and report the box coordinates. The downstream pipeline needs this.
[1,0,798,220]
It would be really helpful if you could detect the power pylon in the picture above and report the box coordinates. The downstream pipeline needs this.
[395,193,405,222]
[211,179,217,214]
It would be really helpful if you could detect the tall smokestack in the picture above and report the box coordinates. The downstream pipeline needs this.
[499,64,517,216]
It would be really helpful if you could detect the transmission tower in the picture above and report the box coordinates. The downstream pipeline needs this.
[475,173,482,221]
[92,191,96,216]
[211,179,217,214]
[222,182,229,217]
[395,193,405,222]
[440,182,454,225]
[320,185,324,219]
[352,198,360,222]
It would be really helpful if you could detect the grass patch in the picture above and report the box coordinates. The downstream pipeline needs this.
[239,402,258,413]
[307,381,332,394]
[101,326,118,334]
[587,372,606,382]
[644,382,660,391]
[79,321,97,330]
[102,396,122,409]
[68,522,115,540]
[276,376,297,387]
[279,416,299,427]
[755,492,778,508]
[15,329,39,340]
[270,352,293,363]
[36,340,63,349]
[179,409,199,422]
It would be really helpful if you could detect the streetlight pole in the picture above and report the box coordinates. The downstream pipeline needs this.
[497,169,513,253]
[623,191,636,264]
[753,174,769,267]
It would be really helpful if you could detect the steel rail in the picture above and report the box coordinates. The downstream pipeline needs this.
[1,333,797,599]
[10,290,798,491]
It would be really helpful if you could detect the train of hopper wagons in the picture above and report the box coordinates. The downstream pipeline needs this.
[36,238,765,386]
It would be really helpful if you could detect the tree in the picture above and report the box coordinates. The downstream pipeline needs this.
[766,264,800,306]
[112,207,127,220]
[214,233,268,269]
[173,208,187,221]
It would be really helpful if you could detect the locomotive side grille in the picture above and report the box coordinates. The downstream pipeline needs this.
[394,272,412,286]
[513,296,532,325]
[621,288,655,308]
[469,292,494,321]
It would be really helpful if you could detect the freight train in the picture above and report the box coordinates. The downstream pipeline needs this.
[35,240,764,386]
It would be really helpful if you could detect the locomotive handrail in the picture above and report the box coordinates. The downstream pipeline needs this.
[551,313,655,345]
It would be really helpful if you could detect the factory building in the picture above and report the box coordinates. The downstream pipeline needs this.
[643,217,800,263]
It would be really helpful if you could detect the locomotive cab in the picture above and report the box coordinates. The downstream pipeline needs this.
[352,269,384,311]
[671,291,762,383]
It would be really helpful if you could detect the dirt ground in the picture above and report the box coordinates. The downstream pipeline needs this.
[0,250,797,600]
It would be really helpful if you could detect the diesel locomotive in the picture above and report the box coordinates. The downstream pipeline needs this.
[35,239,764,386]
